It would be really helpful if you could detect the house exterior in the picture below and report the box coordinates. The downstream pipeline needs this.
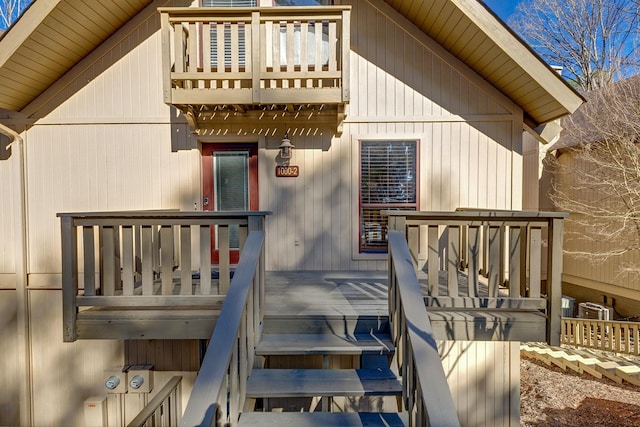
[543,76,640,319]
[0,0,582,426]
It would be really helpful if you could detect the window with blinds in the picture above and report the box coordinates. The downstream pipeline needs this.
[359,140,418,253]
[203,0,256,68]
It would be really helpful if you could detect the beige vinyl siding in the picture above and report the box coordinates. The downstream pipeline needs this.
[29,289,123,427]
[262,0,522,270]
[556,153,640,296]
[0,291,19,427]
[0,134,16,285]
[26,123,199,280]
[22,0,524,274]
[439,341,520,426]
[522,132,540,211]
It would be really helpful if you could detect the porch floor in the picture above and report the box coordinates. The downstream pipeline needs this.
[262,270,546,342]
[76,270,547,341]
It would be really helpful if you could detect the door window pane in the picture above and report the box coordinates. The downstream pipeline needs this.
[214,151,250,248]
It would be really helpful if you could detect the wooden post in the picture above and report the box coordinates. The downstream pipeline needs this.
[122,225,134,296]
[341,9,350,103]
[219,225,230,294]
[141,226,154,296]
[61,216,78,342]
[547,218,564,346]
[180,225,192,295]
[508,226,526,298]
[529,228,542,298]
[467,226,480,297]
[160,12,172,103]
[200,225,212,295]
[82,226,96,296]
[488,226,501,296]
[427,226,439,296]
[252,11,261,103]
[447,226,459,296]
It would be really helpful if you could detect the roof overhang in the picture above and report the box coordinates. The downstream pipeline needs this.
[0,0,584,129]
[0,0,155,113]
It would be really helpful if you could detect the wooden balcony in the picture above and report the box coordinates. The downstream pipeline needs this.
[58,211,268,342]
[158,6,350,133]
[385,210,567,345]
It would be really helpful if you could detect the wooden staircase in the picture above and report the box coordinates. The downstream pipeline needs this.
[521,343,640,386]
[238,315,406,426]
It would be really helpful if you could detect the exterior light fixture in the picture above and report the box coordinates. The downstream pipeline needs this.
[278,132,294,160]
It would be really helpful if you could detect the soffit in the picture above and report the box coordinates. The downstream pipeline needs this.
[0,0,153,112]
[383,0,584,127]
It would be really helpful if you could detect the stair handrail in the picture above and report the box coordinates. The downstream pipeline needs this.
[128,376,183,427]
[180,230,266,427]
[388,230,460,427]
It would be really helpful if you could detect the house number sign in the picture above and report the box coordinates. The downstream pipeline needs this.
[275,165,299,177]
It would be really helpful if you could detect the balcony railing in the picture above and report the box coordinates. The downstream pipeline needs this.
[159,6,350,107]
[58,210,269,342]
[385,210,567,345]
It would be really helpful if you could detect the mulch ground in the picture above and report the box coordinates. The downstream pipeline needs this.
[521,355,640,426]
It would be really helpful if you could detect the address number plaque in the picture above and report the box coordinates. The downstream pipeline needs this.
[275,165,299,177]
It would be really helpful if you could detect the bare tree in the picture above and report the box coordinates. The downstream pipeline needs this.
[545,76,640,275]
[509,0,640,92]
[0,0,32,30]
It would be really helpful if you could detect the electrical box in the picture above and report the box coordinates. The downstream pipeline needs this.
[104,368,127,394]
[84,396,107,427]
[126,364,154,393]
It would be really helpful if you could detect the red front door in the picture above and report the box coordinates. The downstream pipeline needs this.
[202,143,258,263]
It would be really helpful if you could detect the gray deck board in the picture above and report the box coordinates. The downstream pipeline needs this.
[256,333,394,355]
[76,270,543,341]
[238,412,407,427]
[246,368,402,398]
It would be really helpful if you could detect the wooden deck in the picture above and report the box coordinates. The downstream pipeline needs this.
[75,270,546,341]
[263,270,546,342]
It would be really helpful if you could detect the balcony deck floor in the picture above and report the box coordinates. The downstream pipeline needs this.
[76,270,546,341]
[263,270,546,342]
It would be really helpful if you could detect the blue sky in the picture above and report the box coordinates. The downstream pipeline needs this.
[482,0,518,21]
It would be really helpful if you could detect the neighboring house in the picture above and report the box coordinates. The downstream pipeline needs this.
[0,0,582,426]
[543,76,640,319]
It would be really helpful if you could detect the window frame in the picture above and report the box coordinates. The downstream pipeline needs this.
[357,139,420,255]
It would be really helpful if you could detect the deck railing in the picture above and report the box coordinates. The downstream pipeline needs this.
[159,6,350,107]
[58,210,269,342]
[561,317,640,356]
[385,210,567,345]
[128,376,183,427]
[180,230,265,427]
[388,230,460,427]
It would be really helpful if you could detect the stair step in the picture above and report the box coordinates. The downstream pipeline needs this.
[246,368,402,398]
[238,411,407,427]
[256,333,394,356]
[263,314,389,335]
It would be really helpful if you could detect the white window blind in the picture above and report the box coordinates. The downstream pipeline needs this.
[360,141,417,252]
[203,0,256,68]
